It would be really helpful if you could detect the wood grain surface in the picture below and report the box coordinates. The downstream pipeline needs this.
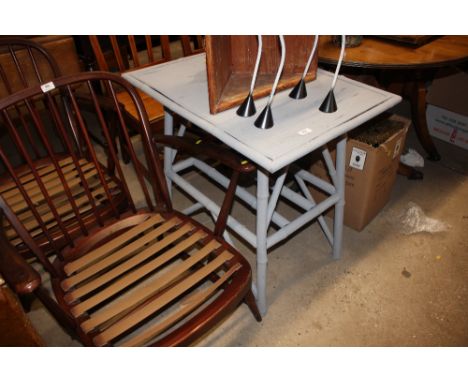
[318,35,468,69]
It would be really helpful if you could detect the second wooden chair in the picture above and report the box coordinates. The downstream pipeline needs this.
[88,35,204,135]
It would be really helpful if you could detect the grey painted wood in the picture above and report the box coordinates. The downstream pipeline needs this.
[124,53,401,316]
[123,53,401,173]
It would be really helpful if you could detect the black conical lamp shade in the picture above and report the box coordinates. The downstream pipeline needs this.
[254,104,274,129]
[289,78,307,99]
[319,89,337,113]
[236,92,256,117]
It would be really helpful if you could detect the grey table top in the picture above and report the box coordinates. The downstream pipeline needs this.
[124,53,401,173]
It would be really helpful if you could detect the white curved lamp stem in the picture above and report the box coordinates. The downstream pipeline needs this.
[267,35,286,106]
[331,34,346,90]
[302,35,319,79]
[249,35,263,94]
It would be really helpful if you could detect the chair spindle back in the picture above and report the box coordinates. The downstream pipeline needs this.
[0,71,171,276]
[89,35,204,73]
[0,38,61,98]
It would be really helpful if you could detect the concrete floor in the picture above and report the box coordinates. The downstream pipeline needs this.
[26,111,468,347]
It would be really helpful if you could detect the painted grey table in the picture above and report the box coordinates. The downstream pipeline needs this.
[123,53,401,316]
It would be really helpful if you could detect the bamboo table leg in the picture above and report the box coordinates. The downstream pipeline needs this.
[255,170,270,316]
[164,110,174,198]
[332,136,346,260]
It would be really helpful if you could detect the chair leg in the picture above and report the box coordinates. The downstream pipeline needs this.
[19,293,36,313]
[34,286,79,341]
[244,289,262,322]
[119,129,131,164]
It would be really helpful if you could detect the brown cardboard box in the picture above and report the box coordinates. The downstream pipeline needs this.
[309,114,410,231]
[426,69,468,150]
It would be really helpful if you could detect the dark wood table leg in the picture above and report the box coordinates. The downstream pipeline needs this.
[405,72,441,161]
[398,162,424,180]
[341,68,438,179]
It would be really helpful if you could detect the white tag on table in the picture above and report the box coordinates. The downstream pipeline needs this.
[297,128,312,136]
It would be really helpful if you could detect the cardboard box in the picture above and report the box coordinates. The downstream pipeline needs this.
[309,114,410,231]
[426,105,468,150]
[426,70,468,151]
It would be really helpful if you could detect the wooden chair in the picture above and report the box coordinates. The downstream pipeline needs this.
[0,37,61,98]
[0,38,128,257]
[88,35,204,136]
[0,71,261,346]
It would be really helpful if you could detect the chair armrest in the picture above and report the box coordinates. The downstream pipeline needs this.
[0,215,41,295]
[154,134,256,173]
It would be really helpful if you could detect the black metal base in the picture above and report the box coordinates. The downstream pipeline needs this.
[319,89,337,113]
[254,104,274,129]
[289,78,307,99]
[236,93,256,117]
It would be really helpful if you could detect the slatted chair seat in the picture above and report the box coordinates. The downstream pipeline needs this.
[116,89,164,125]
[0,156,124,253]
[54,211,251,346]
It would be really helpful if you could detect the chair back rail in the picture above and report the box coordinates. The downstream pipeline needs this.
[180,35,205,56]
[0,38,63,161]
[89,35,204,73]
